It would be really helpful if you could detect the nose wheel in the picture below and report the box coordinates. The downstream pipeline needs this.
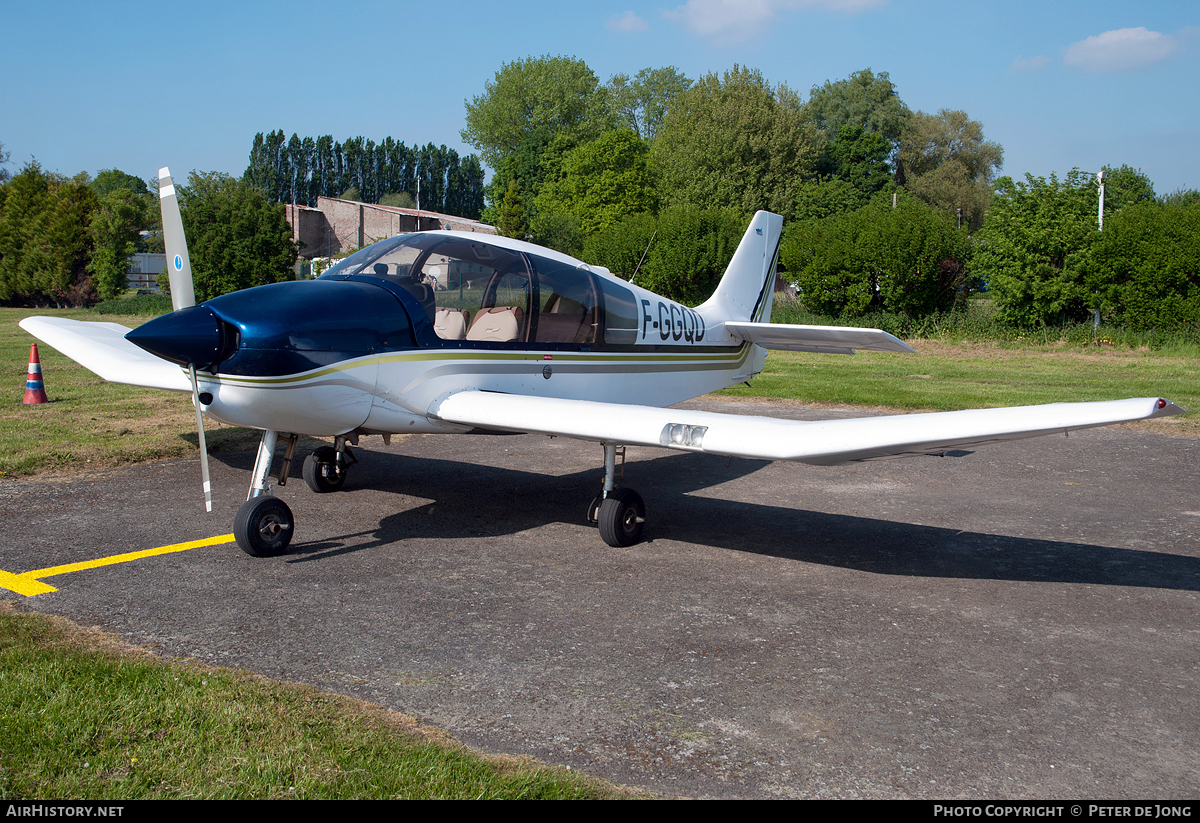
[234,495,294,557]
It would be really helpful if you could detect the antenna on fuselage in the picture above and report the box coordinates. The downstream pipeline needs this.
[629,230,656,285]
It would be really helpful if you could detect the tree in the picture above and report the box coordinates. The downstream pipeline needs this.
[819,125,893,198]
[90,168,149,198]
[461,55,609,170]
[0,163,97,306]
[607,66,692,142]
[793,178,874,221]
[0,142,11,184]
[806,69,911,158]
[1159,188,1200,207]
[529,211,584,258]
[244,130,287,203]
[652,65,817,215]
[896,109,1003,230]
[378,191,416,209]
[976,171,1099,326]
[533,130,658,235]
[495,178,527,239]
[1102,164,1155,211]
[480,133,554,228]
[89,167,153,273]
[178,172,297,301]
[784,195,973,318]
[244,132,483,218]
[88,188,147,299]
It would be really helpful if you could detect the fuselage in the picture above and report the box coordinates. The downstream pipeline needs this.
[126,231,777,438]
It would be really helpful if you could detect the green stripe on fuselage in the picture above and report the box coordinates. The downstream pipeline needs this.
[200,345,754,387]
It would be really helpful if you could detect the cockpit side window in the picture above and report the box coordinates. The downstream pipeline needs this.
[424,238,531,342]
[597,277,640,346]
[526,255,599,345]
[325,233,637,349]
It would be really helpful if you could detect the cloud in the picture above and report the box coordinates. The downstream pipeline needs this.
[608,11,649,32]
[1063,27,1179,72]
[663,0,885,44]
[1009,55,1050,72]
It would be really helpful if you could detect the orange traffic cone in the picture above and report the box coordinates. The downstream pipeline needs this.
[22,343,48,405]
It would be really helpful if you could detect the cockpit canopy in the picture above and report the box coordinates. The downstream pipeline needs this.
[321,233,640,346]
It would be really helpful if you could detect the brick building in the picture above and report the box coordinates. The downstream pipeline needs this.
[285,197,495,259]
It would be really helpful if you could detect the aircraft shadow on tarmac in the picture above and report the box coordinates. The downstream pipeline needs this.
[214,447,1200,593]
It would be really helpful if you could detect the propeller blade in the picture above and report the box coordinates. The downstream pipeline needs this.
[187,364,213,513]
[158,167,196,312]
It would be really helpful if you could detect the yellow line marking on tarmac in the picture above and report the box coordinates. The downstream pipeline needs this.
[0,534,236,597]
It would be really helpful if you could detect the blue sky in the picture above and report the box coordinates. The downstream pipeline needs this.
[4,0,1197,195]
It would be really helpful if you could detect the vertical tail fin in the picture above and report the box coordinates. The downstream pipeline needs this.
[697,210,783,323]
[159,167,196,312]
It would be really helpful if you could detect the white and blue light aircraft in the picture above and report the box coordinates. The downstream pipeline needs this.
[20,168,1184,557]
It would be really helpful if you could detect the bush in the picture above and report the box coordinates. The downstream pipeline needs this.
[637,206,745,305]
[783,195,974,318]
[1082,201,1200,331]
[583,212,657,279]
[976,171,1098,327]
[582,206,745,305]
[90,292,173,316]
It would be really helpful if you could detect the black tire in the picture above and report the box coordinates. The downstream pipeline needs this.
[598,488,645,547]
[234,496,294,557]
[303,446,347,493]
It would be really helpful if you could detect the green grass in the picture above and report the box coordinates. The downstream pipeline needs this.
[0,606,635,799]
[718,341,1198,419]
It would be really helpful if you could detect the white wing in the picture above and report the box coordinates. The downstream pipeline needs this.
[724,322,915,355]
[428,391,1184,466]
[20,316,191,392]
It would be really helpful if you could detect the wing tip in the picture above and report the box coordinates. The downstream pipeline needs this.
[1150,398,1186,418]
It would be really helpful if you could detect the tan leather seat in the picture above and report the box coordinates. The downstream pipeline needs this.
[467,307,524,342]
[434,308,470,340]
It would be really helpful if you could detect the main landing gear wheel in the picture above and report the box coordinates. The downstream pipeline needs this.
[303,446,347,493]
[598,488,645,548]
[234,496,294,557]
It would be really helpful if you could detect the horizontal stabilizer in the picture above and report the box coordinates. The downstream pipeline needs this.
[428,391,1183,466]
[724,322,916,355]
[19,316,191,392]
